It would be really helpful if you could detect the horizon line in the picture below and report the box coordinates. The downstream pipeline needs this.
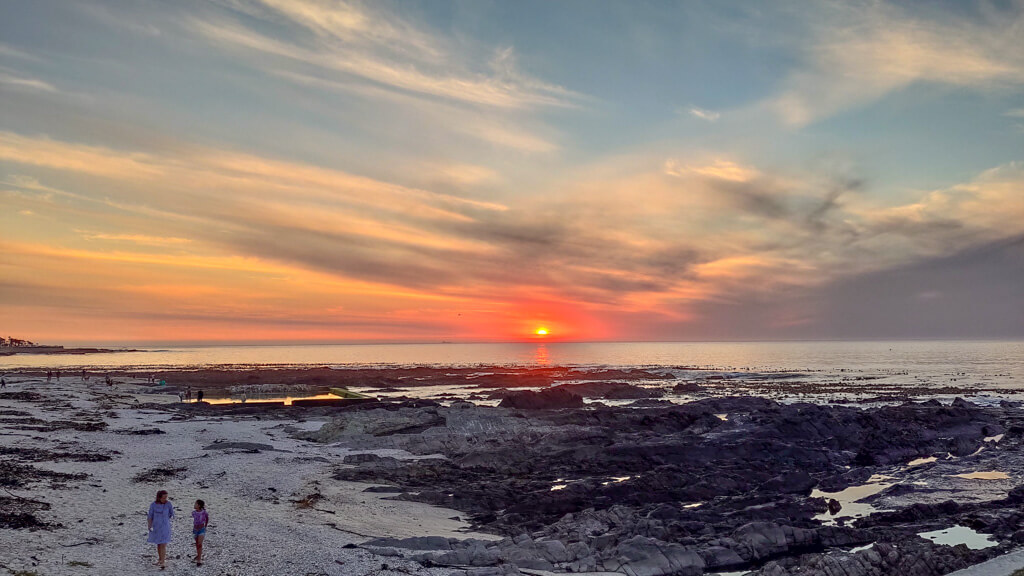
[35,336,1024,348]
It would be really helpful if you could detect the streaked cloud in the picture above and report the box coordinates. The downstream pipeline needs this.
[0,42,40,61]
[76,232,193,246]
[687,106,720,122]
[0,132,164,179]
[664,159,759,182]
[267,68,561,153]
[0,71,56,93]
[769,2,1024,126]
[191,6,578,110]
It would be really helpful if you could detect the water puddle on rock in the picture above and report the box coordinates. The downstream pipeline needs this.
[198,393,343,406]
[918,525,997,549]
[907,456,937,466]
[812,482,892,525]
[848,543,875,553]
[984,434,1004,443]
[951,471,1010,480]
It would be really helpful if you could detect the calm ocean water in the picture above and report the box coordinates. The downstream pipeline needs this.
[2,340,1023,390]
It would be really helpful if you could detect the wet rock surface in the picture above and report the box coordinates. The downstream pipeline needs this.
[306,397,1024,575]
[109,366,675,397]
[130,465,186,484]
[497,387,585,410]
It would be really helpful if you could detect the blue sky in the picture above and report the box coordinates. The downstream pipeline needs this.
[1,0,1023,343]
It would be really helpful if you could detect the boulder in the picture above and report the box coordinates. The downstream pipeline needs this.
[499,388,584,410]
[602,536,705,576]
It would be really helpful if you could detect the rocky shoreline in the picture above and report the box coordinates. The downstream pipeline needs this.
[1,368,1022,575]
[298,391,1024,576]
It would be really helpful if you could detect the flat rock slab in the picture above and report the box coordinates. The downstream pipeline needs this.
[947,549,1024,576]
[202,441,286,452]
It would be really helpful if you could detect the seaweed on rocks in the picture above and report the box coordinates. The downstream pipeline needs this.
[113,427,165,435]
[0,446,112,462]
[131,466,185,484]
[0,460,87,488]
[0,392,45,402]
[0,495,56,530]
[0,417,107,432]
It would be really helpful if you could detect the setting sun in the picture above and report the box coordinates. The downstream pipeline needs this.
[535,327,549,336]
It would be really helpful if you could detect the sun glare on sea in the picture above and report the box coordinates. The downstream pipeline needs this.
[535,327,549,336]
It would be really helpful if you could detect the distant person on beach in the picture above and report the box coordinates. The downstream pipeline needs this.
[192,499,209,566]
[197,390,204,402]
[1,376,6,389]
[81,369,86,381]
[147,490,174,570]
[178,391,184,403]
[55,369,60,381]
[186,387,192,402]
[47,370,52,382]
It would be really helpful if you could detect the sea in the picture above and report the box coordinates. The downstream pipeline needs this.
[2,340,1023,393]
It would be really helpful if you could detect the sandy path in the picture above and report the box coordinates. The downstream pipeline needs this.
[0,377,494,575]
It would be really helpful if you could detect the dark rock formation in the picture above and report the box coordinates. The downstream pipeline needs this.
[498,387,584,410]
[312,397,1021,575]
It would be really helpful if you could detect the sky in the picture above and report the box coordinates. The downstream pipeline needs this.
[1,0,1023,345]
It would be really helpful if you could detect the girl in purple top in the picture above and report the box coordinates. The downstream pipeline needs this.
[192,499,209,566]
[147,490,174,569]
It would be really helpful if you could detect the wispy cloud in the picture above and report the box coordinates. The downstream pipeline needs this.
[267,68,561,152]
[687,106,720,121]
[76,232,193,246]
[192,5,578,110]
[0,42,41,61]
[0,132,164,178]
[247,0,441,59]
[769,2,1024,126]
[664,158,759,182]
[0,71,56,93]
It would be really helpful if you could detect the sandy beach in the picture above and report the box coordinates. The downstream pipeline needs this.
[0,374,491,575]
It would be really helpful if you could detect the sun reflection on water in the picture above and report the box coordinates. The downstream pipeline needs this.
[534,344,550,365]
